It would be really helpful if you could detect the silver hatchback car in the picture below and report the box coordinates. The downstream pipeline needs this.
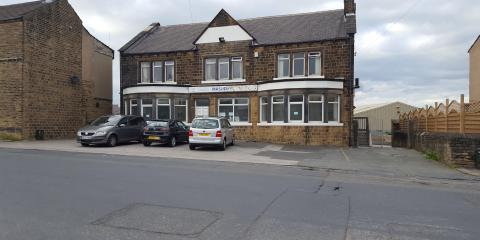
[188,117,234,150]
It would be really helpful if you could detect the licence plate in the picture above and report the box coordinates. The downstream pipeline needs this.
[199,133,210,137]
[148,136,160,140]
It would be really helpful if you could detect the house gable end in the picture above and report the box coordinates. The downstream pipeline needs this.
[194,9,254,44]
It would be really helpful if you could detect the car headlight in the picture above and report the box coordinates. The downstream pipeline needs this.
[77,131,82,137]
[93,131,106,137]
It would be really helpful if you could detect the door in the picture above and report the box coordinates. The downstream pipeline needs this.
[115,117,130,142]
[195,99,209,118]
[176,121,188,142]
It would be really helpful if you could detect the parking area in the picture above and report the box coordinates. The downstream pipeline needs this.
[0,140,474,181]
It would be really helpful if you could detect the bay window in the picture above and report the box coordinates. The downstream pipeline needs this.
[277,54,290,78]
[260,97,268,122]
[288,95,304,122]
[232,57,243,79]
[308,95,324,122]
[293,53,305,77]
[156,98,170,119]
[327,95,340,122]
[174,98,188,122]
[272,96,285,122]
[130,99,138,116]
[141,99,153,120]
[165,61,175,82]
[218,58,230,80]
[205,58,217,81]
[218,98,249,122]
[140,62,151,83]
[153,61,163,82]
[308,52,322,76]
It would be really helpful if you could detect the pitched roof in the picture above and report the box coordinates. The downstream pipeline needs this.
[121,9,350,54]
[468,35,480,53]
[0,0,45,21]
[354,102,418,114]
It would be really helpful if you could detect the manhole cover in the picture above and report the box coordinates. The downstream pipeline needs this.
[92,203,221,236]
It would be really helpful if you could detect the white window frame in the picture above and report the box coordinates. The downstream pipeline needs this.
[277,54,290,78]
[259,96,268,123]
[327,95,341,123]
[231,57,243,80]
[130,99,138,116]
[271,95,285,123]
[308,94,324,123]
[156,98,171,119]
[218,57,230,80]
[293,53,305,77]
[205,58,217,81]
[140,62,151,83]
[218,98,249,123]
[165,61,175,82]
[308,52,322,77]
[153,61,163,83]
[124,100,128,115]
[174,98,188,122]
[141,99,153,118]
[288,95,304,123]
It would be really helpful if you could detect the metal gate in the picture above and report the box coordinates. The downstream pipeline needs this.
[353,117,370,147]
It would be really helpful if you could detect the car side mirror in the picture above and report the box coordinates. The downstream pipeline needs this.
[118,123,126,128]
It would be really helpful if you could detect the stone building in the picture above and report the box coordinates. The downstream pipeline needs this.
[120,0,357,146]
[0,0,114,139]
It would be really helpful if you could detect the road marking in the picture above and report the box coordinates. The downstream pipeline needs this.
[341,149,351,162]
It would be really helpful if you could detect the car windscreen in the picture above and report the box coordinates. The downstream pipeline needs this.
[147,121,169,127]
[191,119,219,129]
[91,116,122,126]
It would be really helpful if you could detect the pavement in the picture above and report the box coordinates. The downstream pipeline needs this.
[1,141,480,239]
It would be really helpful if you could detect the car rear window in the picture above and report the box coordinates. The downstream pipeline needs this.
[147,121,169,127]
[191,119,219,129]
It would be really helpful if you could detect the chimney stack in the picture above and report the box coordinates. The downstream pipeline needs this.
[344,0,356,16]
[344,0,357,34]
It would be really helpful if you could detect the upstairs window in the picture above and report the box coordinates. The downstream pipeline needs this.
[141,62,151,83]
[232,57,243,79]
[308,52,322,76]
[165,61,175,82]
[205,58,217,81]
[293,53,305,77]
[277,54,290,78]
[204,57,244,81]
[218,58,230,80]
[153,61,163,82]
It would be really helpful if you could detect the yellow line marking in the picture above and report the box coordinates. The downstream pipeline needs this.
[341,149,351,162]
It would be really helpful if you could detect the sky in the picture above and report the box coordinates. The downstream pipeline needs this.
[3,0,479,107]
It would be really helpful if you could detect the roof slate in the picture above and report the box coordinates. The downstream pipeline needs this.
[0,0,44,21]
[122,9,350,54]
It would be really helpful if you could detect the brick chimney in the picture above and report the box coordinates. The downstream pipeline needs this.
[344,0,356,16]
[344,0,356,34]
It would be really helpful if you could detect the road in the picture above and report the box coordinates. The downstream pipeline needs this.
[0,147,479,240]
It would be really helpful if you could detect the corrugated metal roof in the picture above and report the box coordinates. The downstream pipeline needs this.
[354,102,418,114]
[121,9,349,54]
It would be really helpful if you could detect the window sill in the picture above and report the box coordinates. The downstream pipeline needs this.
[256,122,344,127]
[201,79,246,84]
[273,76,325,80]
[139,82,177,84]
[230,122,252,127]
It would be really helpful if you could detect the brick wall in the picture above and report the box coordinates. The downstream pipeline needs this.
[0,21,24,136]
[22,0,85,139]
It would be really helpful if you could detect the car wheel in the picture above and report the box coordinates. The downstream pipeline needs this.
[107,135,117,147]
[189,144,196,150]
[143,141,151,146]
[169,137,177,147]
[220,139,226,151]
[81,143,89,147]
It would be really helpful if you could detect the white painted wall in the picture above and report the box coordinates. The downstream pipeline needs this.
[195,25,252,44]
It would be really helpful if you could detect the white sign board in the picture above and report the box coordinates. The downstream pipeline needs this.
[190,85,258,93]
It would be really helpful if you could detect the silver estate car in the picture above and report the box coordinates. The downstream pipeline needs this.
[188,117,234,151]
